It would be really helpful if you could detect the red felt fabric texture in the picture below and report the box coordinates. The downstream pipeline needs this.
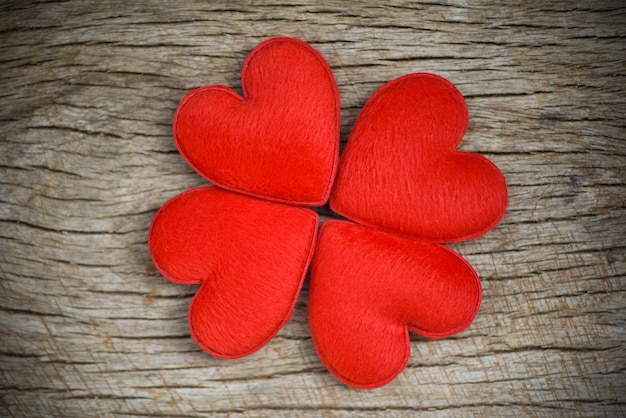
[309,220,481,389]
[173,37,340,206]
[148,187,318,358]
[151,38,507,390]
[330,73,507,243]
[309,73,506,389]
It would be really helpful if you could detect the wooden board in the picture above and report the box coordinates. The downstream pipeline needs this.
[1,1,624,416]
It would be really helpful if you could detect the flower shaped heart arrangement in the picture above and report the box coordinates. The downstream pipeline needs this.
[148,37,507,389]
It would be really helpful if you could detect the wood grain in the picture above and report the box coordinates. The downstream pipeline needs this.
[1,1,624,416]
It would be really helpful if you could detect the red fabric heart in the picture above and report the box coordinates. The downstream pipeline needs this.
[330,73,507,243]
[149,187,318,358]
[309,221,481,389]
[309,73,507,389]
[173,37,340,206]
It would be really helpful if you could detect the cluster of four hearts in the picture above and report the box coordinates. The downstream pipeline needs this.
[148,37,508,389]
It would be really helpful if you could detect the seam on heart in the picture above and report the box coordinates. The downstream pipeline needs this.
[310,322,412,390]
[241,37,342,206]
[308,220,483,389]
[308,222,413,390]
[187,202,320,359]
[147,187,207,285]
[329,72,508,243]
[173,86,247,197]
[406,243,482,339]
[173,37,340,206]
[330,151,508,244]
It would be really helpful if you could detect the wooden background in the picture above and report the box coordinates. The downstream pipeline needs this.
[1,1,624,416]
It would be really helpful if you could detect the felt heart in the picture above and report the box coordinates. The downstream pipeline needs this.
[173,37,340,206]
[148,187,318,358]
[330,73,507,242]
[309,220,481,389]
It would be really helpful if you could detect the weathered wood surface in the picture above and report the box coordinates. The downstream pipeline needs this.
[1,1,624,416]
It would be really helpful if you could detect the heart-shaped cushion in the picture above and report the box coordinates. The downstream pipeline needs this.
[330,73,507,242]
[148,187,318,358]
[309,220,481,389]
[173,37,340,206]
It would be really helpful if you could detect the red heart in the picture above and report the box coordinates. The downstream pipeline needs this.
[173,37,340,206]
[330,73,507,242]
[148,187,318,358]
[309,221,481,389]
